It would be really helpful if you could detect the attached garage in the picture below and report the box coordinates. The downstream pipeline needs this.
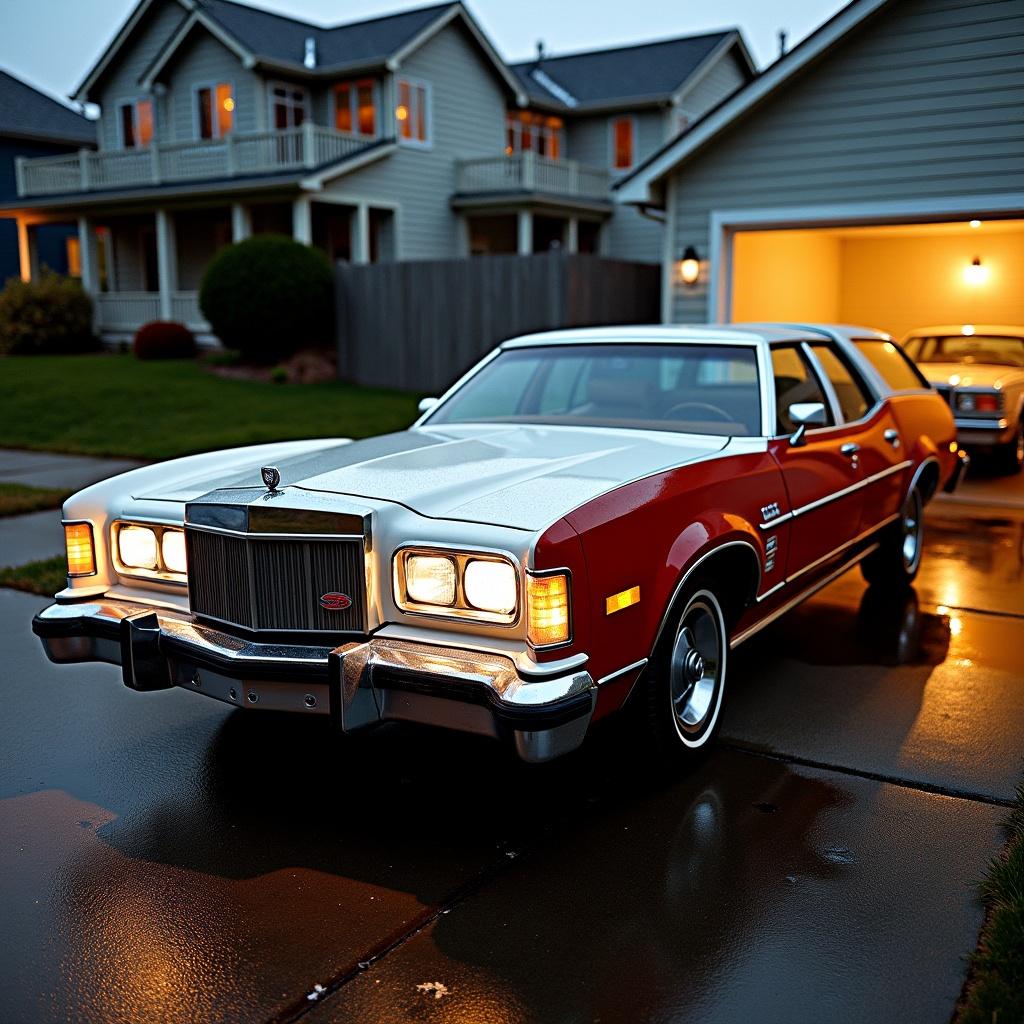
[616,0,1024,337]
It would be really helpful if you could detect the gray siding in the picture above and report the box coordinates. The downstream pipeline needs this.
[666,0,1024,322]
[327,20,507,259]
[93,0,185,150]
[677,48,748,122]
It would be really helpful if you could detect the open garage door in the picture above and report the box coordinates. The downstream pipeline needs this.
[729,219,1024,341]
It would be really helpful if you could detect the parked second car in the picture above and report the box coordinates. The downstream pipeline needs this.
[902,325,1024,474]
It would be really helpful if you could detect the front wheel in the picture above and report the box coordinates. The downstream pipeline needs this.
[861,485,923,588]
[638,585,728,766]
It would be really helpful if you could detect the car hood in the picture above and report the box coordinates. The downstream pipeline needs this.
[142,424,733,531]
[918,362,1024,389]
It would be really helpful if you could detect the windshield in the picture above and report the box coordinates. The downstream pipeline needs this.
[904,335,1024,368]
[426,343,763,437]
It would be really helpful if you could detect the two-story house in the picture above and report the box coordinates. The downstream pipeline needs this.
[0,69,96,285]
[1,0,753,340]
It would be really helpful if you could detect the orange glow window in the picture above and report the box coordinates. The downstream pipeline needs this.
[612,117,634,170]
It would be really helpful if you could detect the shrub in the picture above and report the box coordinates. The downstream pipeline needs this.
[0,272,94,354]
[133,320,197,360]
[199,235,333,364]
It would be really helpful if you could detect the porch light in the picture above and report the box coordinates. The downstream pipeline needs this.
[222,96,235,112]
[963,257,988,285]
[969,219,981,229]
[395,104,409,122]
[679,246,700,286]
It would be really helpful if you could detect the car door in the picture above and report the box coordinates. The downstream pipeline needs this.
[807,340,907,537]
[767,342,865,581]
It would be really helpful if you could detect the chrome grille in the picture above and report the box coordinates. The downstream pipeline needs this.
[186,528,366,634]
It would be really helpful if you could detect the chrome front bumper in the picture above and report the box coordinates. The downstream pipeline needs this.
[953,417,1014,449]
[32,600,596,763]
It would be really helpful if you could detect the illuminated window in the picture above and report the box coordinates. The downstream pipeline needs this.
[270,82,308,129]
[611,116,634,170]
[66,236,81,277]
[505,111,564,159]
[333,79,377,136]
[196,83,234,139]
[396,78,430,146]
[118,99,154,148]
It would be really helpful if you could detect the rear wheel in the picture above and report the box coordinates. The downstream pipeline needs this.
[995,421,1024,475]
[861,485,923,588]
[638,585,728,766]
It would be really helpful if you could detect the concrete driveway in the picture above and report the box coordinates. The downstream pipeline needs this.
[0,456,1021,1023]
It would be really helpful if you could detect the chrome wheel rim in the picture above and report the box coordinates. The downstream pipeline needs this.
[901,489,923,572]
[669,594,725,743]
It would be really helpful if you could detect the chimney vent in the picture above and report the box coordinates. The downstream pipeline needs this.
[777,29,788,58]
[304,36,317,69]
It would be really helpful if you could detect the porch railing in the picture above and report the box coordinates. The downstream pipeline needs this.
[17,125,381,197]
[94,291,209,332]
[455,152,611,202]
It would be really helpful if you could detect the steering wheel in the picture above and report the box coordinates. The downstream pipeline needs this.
[662,401,733,423]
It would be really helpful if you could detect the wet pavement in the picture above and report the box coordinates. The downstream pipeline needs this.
[1,476,1022,1022]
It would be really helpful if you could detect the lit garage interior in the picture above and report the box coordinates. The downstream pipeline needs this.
[729,219,1024,340]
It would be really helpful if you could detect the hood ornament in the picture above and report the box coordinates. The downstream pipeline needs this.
[261,466,281,492]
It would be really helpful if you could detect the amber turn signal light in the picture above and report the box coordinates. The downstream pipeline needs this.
[64,522,96,577]
[527,572,570,647]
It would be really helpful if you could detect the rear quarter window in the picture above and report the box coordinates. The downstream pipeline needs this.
[855,339,930,390]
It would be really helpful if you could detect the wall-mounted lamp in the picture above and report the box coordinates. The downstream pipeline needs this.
[679,245,700,286]
[963,256,988,286]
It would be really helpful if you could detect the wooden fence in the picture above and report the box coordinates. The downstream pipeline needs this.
[335,252,661,392]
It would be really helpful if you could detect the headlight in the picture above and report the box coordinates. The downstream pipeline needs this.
[394,548,519,624]
[464,559,517,615]
[64,521,96,578]
[405,554,457,606]
[112,521,187,583]
[527,571,571,647]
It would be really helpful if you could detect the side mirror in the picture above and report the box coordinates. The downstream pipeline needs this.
[417,397,440,415]
[788,402,826,447]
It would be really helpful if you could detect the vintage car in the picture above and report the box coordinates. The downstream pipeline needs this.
[902,325,1024,473]
[33,324,965,764]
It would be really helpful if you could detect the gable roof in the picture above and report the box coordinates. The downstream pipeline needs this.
[510,30,753,112]
[78,0,525,103]
[616,0,893,203]
[0,68,96,146]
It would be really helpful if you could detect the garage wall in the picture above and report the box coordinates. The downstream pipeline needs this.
[839,229,1024,339]
[732,230,841,323]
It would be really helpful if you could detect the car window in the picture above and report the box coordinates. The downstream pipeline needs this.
[771,345,833,435]
[427,343,763,437]
[903,335,1024,368]
[809,343,873,422]
[855,339,929,389]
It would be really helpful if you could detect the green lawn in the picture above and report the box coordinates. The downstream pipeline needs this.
[0,483,72,517]
[0,355,420,460]
[0,555,66,597]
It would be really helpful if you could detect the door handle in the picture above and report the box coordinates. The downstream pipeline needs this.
[884,428,901,448]
[840,443,861,457]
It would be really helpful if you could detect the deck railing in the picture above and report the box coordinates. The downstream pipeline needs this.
[94,291,209,332]
[455,152,611,202]
[16,125,380,197]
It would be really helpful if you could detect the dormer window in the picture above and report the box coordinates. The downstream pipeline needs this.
[119,99,153,148]
[506,111,563,160]
[196,82,234,139]
[334,79,377,137]
[610,116,635,171]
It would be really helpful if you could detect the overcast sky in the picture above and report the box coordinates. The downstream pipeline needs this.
[0,0,848,107]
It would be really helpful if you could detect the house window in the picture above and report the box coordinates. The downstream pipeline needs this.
[611,116,635,171]
[334,79,377,136]
[196,82,234,139]
[119,99,154,148]
[270,82,308,129]
[395,78,429,146]
[505,111,564,160]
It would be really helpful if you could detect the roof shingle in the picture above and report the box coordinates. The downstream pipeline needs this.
[0,68,96,145]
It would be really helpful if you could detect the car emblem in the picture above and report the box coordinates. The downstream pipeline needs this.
[320,592,352,611]
[261,466,281,492]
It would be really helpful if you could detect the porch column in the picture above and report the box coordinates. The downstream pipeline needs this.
[155,208,177,321]
[517,210,533,255]
[77,217,100,295]
[566,217,579,254]
[16,219,34,281]
[351,203,370,264]
[292,195,312,245]
[231,203,251,242]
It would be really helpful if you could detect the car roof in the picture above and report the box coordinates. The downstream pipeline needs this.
[499,324,829,349]
[902,324,1024,338]
[747,322,893,343]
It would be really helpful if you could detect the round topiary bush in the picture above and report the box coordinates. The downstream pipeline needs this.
[199,235,333,364]
[0,272,94,355]
[133,320,197,360]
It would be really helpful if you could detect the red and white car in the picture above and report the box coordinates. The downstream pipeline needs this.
[34,324,964,763]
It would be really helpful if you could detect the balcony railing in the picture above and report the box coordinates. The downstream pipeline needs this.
[16,125,379,198]
[455,152,611,203]
[94,291,209,332]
